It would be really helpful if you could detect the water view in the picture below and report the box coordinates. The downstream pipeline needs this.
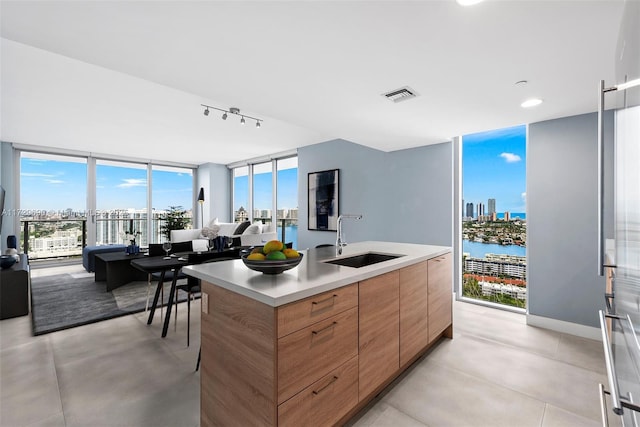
[463,240,526,259]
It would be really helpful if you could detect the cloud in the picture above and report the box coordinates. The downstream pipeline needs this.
[45,179,65,184]
[521,192,526,203]
[499,152,522,163]
[117,179,147,188]
[21,172,56,178]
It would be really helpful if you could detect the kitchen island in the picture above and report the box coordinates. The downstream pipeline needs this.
[183,241,452,427]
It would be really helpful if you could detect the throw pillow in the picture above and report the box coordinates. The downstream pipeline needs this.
[233,221,251,236]
[243,224,261,235]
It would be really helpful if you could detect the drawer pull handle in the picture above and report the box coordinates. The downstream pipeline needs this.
[313,376,338,395]
[312,294,337,306]
[312,321,337,336]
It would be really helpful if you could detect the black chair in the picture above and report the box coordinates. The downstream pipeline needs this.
[145,243,190,313]
[175,277,200,347]
[175,256,236,347]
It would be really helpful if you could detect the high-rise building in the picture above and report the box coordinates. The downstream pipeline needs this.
[488,198,496,215]
[477,202,485,218]
[465,202,474,218]
[504,211,511,221]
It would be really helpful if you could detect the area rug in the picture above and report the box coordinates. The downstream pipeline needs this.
[30,273,192,335]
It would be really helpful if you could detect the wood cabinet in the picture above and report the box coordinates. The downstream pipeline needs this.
[399,261,429,367]
[200,251,452,426]
[278,307,358,403]
[358,270,400,400]
[277,283,358,338]
[428,253,453,343]
[278,356,359,427]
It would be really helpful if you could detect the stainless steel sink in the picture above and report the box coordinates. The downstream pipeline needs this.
[323,252,403,268]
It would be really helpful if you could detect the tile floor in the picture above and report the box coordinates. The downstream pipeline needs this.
[1,264,619,426]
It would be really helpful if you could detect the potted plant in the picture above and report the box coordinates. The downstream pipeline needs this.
[160,206,191,240]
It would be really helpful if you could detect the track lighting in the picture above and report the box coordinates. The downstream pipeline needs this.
[200,104,263,128]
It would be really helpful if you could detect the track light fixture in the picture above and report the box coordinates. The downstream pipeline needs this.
[200,104,263,128]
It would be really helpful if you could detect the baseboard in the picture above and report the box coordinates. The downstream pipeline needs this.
[526,314,601,341]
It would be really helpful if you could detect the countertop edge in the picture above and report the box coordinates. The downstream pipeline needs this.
[183,242,451,307]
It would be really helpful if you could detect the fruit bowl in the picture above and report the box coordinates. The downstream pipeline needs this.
[241,252,303,275]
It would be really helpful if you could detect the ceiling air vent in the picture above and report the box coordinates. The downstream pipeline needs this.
[382,86,419,103]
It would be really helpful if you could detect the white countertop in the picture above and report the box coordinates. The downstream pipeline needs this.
[182,241,451,307]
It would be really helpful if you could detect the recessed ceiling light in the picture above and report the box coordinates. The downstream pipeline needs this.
[521,98,543,108]
[457,0,484,6]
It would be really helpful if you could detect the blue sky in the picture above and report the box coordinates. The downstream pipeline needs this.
[20,156,192,213]
[234,167,298,212]
[462,124,526,213]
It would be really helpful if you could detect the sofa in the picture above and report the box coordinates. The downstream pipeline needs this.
[170,221,277,248]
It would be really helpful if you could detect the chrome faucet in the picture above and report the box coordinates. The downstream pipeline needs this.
[336,214,363,255]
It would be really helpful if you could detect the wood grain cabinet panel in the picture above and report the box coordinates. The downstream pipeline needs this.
[277,283,358,338]
[278,307,358,404]
[200,282,277,427]
[278,356,359,427]
[358,271,400,400]
[399,261,429,367]
[428,253,452,343]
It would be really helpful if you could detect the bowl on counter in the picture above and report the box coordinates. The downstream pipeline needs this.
[241,252,303,275]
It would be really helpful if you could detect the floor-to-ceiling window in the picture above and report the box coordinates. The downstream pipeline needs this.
[18,149,194,258]
[19,152,87,259]
[253,162,273,226]
[276,157,298,248]
[461,125,527,310]
[96,160,148,247]
[233,166,249,223]
[151,165,193,243]
[231,155,298,247]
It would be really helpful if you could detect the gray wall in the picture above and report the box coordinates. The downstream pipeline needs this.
[0,141,17,252]
[528,111,614,328]
[297,138,452,250]
[196,162,231,226]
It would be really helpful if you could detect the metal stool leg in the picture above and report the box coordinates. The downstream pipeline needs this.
[195,347,201,372]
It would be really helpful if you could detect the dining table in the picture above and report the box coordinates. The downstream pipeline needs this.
[131,255,188,338]
[130,248,242,338]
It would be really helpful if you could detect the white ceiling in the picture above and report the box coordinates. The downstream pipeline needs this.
[0,0,625,165]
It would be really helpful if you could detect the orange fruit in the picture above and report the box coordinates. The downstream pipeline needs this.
[283,248,300,259]
[263,240,284,254]
[247,253,266,261]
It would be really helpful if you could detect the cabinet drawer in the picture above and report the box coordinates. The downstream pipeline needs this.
[278,307,358,404]
[278,356,358,427]
[277,283,358,338]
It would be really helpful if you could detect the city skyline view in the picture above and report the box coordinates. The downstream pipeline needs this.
[462,125,526,214]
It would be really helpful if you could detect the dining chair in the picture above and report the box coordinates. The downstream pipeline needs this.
[174,256,236,346]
